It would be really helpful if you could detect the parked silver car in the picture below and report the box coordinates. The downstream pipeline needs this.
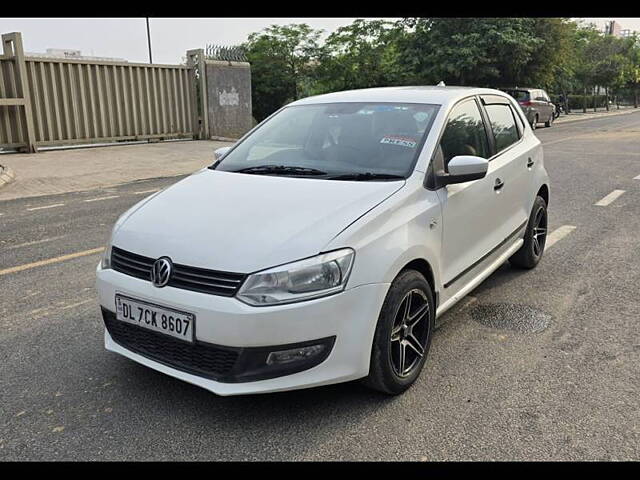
[502,88,556,130]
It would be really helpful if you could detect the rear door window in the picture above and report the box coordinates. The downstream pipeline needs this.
[484,104,520,153]
[505,90,530,102]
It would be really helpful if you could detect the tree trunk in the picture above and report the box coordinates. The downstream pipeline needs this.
[635,86,639,108]
[592,86,597,113]
[605,87,609,111]
[583,87,587,113]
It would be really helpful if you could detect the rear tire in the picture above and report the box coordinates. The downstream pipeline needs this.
[509,196,548,269]
[362,270,435,395]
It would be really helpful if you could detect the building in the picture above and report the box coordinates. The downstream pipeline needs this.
[25,48,127,63]
[604,20,637,38]
[604,20,622,37]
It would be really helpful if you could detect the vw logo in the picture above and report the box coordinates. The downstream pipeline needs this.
[151,257,172,288]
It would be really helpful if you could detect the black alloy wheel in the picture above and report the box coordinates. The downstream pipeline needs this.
[363,270,435,395]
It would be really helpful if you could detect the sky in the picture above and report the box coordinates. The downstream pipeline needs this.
[0,17,638,65]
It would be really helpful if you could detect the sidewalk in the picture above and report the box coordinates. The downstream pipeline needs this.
[0,139,232,202]
[554,105,639,125]
[2,106,639,202]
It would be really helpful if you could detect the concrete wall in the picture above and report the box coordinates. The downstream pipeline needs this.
[205,60,252,139]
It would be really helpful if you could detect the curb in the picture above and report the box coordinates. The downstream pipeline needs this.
[0,164,16,190]
[555,108,639,125]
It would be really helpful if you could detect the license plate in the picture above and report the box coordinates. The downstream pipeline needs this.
[115,294,195,343]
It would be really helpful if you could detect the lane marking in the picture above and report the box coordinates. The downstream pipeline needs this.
[0,247,105,277]
[594,190,625,207]
[60,299,93,310]
[133,189,159,195]
[634,174,640,180]
[26,203,65,211]
[6,235,67,250]
[84,195,119,203]
[546,225,576,249]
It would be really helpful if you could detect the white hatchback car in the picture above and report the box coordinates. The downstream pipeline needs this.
[96,86,549,396]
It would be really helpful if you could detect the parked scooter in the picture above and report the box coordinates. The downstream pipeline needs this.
[553,102,563,119]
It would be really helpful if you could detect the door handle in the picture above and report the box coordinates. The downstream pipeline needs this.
[494,178,504,191]
[527,158,534,168]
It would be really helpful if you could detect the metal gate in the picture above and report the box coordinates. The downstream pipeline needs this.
[0,32,203,152]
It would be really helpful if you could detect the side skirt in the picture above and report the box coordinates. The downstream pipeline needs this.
[435,236,524,320]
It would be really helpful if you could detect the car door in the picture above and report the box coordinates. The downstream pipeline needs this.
[433,97,505,288]
[479,95,531,242]
[541,90,554,121]
[534,90,552,122]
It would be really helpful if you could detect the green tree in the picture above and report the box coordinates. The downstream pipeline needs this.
[622,34,640,108]
[571,23,601,112]
[395,18,543,87]
[313,19,411,94]
[591,34,631,110]
[243,24,322,121]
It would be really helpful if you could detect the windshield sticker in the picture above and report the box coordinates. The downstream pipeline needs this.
[380,136,418,148]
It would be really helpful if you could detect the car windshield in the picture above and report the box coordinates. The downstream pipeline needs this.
[504,90,530,102]
[214,102,440,179]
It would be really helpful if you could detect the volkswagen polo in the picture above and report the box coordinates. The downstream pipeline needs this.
[96,86,550,396]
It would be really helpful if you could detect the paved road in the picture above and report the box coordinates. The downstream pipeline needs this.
[1,113,639,460]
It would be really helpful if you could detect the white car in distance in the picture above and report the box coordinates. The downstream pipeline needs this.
[96,86,550,396]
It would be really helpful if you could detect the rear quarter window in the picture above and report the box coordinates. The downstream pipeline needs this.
[504,90,530,102]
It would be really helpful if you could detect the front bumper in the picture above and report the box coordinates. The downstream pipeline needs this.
[97,266,389,396]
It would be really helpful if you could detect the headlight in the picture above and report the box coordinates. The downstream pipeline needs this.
[101,243,112,269]
[237,248,355,306]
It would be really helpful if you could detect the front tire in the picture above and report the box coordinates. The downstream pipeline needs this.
[509,196,548,269]
[545,113,554,127]
[531,114,538,130]
[363,270,435,395]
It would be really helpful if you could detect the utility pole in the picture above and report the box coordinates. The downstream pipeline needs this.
[146,17,153,64]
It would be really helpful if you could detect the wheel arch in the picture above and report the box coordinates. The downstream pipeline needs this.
[537,184,549,207]
[398,258,438,308]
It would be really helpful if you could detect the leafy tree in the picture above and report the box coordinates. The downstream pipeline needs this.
[571,23,601,112]
[395,18,542,87]
[622,34,640,108]
[313,19,411,94]
[242,17,639,121]
[243,24,322,121]
[588,34,631,110]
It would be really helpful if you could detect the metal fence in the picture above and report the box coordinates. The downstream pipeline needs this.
[0,32,199,152]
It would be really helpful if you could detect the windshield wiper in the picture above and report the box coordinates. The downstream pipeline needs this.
[327,172,406,181]
[231,165,327,176]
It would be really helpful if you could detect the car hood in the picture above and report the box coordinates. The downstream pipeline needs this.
[113,169,404,273]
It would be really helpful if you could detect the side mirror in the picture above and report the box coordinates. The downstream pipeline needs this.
[214,146,231,161]
[437,155,488,186]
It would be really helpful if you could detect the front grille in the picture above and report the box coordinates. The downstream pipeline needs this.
[111,246,246,297]
[103,309,240,379]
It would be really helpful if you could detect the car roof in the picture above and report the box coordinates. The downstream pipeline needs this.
[288,86,512,108]
[502,87,541,92]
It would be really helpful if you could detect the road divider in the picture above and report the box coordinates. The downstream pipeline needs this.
[546,225,577,249]
[594,190,625,207]
[0,247,105,277]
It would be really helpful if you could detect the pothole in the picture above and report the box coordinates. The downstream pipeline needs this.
[470,303,551,333]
